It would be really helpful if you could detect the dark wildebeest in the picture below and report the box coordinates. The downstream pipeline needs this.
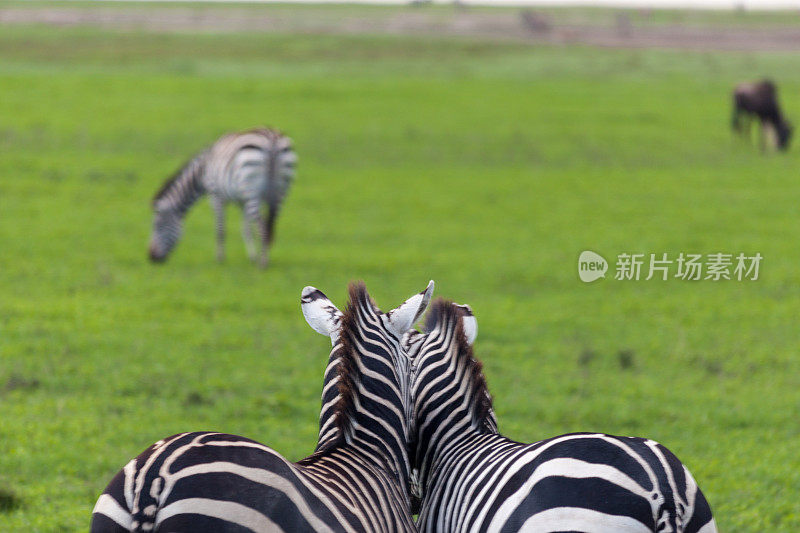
[732,80,792,151]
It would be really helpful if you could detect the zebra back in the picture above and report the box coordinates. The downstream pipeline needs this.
[407,299,717,533]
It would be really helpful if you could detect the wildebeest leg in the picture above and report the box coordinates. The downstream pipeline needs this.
[743,115,752,142]
[244,199,268,268]
[212,195,226,262]
[731,105,742,133]
[759,121,780,152]
[766,122,780,151]
[732,108,753,145]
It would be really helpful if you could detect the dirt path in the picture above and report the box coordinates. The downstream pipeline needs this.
[3,5,800,51]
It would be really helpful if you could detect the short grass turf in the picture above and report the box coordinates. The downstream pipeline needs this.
[1,10,800,533]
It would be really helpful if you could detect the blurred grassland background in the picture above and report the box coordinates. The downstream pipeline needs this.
[1,2,800,531]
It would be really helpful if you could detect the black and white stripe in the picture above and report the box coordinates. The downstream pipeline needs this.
[148,128,296,267]
[404,299,717,533]
[91,281,434,532]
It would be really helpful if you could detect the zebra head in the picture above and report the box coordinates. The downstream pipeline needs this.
[148,151,207,263]
[405,299,496,500]
[301,281,434,491]
[148,204,183,262]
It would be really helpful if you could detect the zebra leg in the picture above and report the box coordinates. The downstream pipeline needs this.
[243,200,268,268]
[241,212,257,262]
[213,195,226,263]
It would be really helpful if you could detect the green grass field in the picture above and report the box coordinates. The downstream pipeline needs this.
[1,4,800,531]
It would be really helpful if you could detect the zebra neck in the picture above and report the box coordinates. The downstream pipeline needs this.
[414,393,498,489]
[154,153,208,216]
[314,349,343,452]
[314,347,412,494]
[417,425,501,494]
[330,283,415,496]
[340,373,412,491]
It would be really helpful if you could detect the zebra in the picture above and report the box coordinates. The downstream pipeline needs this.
[148,128,296,267]
[403,299,717,533]
[91,280,434,532]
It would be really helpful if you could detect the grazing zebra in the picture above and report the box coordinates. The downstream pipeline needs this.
[404,299,717,533]
[148,128,296,267]
[91,280,434,532]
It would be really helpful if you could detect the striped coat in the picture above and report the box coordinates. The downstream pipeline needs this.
[404,299,717,533]
[148,128,296,267]
[91,281,434,532]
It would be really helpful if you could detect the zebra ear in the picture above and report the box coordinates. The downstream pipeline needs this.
[456,304,478,345]
[386,281,434,337]
[301,286,343,345]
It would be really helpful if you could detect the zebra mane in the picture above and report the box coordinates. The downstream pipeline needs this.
[244,126,283,138]
[152,151,207,206]
[424,298,493,429]
[333,281,373,442]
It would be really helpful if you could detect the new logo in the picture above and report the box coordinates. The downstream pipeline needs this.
[578,250,608,283]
